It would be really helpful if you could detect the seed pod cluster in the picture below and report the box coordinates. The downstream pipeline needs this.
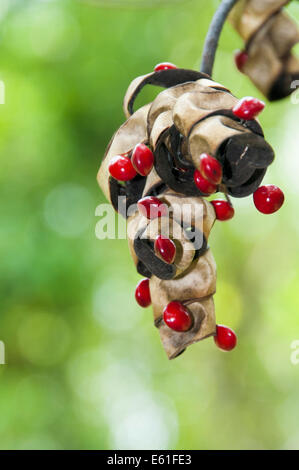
[97,65,278,359]
[230,0,299,100]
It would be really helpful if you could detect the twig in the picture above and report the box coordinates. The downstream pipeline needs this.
[200,0,240,76]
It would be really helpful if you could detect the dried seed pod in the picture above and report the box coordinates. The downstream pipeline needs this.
[130,188,214,279]
[97,105,150,216]
[151,249,217,359]
[126,181,217,358]
[127,188,217,358]
[188,114,274,197]
[97,66,276,358]
[229,0,299,100]
[145,73,274,197]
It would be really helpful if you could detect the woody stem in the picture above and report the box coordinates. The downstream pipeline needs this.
[200,0,240,77]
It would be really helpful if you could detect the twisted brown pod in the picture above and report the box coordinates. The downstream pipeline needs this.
[127,184,217,358]
[230,0,299,100]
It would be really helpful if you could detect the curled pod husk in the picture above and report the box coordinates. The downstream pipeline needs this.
[97,104,150,216]
[151,250,217,359]
[229,0,299,100]
[98,68,207,217]
[129,70,274,197]
[150,195,217,359]
[127,182,217,358]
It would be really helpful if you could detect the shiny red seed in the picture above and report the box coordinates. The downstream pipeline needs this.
[108,155,137,181]
[131,143,154,176]
[234,50,248,72]
[253,185,284,214]
[194,169,217,195]
[211,200,235,221]
[135,278,151,308]
[214,325,237,351]
[137,196,168,219]
[154,235,176,264]
[163,301,193,332]
[199,153,223,185]
[154,62,177,72]
[232,97,265,120]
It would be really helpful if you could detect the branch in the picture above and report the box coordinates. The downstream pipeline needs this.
[200,0,240,76]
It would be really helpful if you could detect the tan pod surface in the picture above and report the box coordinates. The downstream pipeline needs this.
[230,0,299,100]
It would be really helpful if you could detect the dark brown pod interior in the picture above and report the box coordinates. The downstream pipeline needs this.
[109,175,146,217]
[154,131,200,197]
[219,133,275,197]
[134,227,177,280]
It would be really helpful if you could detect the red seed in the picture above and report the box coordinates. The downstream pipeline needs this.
[199,153,223,185]
[232,97,265,120]
[108,155,137,181]
[163,301,193,332]
[137,196,168,219]
[234,50,248,72]
[135,278,151,308]
[253,185,285,214]
[211,200,235,221]
[214,325,237,351]
[131,143,154,176]
[154,62,177,72]
[194,169,217,195]
[154,235,176,264]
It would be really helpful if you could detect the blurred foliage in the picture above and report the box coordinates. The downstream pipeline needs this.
[0,0,298,450]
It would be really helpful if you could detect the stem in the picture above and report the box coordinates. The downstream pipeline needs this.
[224,191,233,207]
[200,0,240,76]
[219,184,233,206]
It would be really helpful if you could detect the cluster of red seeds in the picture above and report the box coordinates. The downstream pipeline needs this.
[108,144,155,181]
[193,152,235,222]
[110,63,286,352]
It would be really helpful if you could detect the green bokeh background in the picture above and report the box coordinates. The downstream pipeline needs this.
[0,0,299,450]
